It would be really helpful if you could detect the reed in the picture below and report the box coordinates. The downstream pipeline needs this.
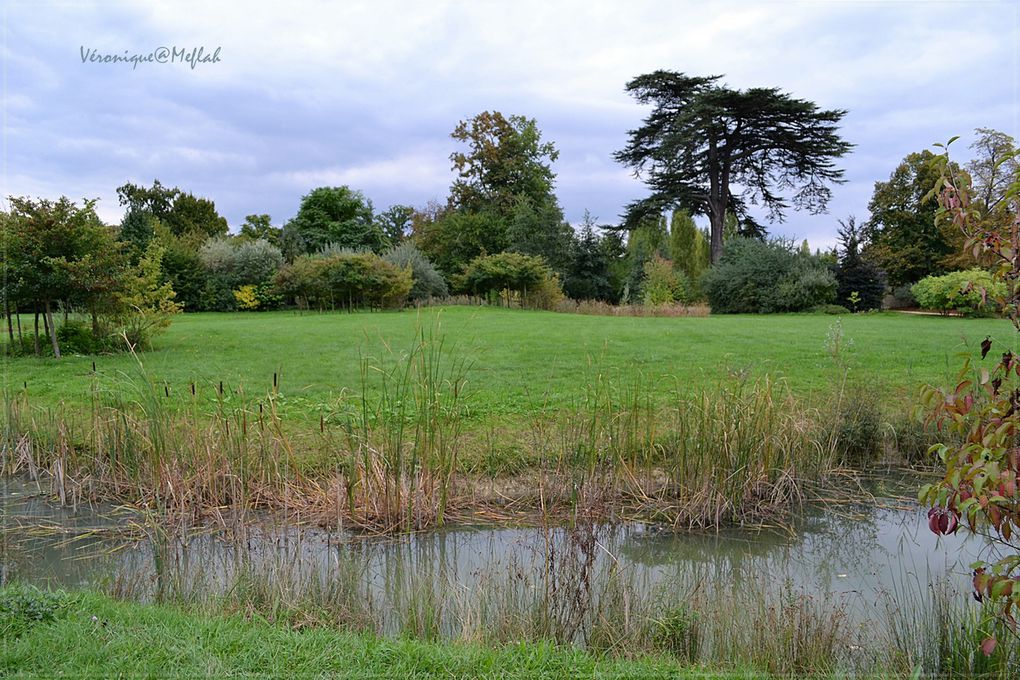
[2,321,857,532]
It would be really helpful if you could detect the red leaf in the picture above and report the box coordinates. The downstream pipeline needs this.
[981,637,997,656]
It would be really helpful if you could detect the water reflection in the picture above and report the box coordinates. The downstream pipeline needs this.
[0,475,999,636]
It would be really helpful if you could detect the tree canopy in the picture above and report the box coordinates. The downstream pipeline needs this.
[615,71,852,263]
[863,150,954,287]
[449,111,559,216]
[282,186,383,256]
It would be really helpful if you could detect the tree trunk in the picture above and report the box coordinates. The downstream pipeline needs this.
[709,207,725,265]
[45,300,61,359]
[91,307,100,337]
[16,311,22,344]
[33,310,40,356]
[707,138,725,265]
[4,299,13,345]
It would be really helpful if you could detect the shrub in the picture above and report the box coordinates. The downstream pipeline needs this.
[383,242,448,302]
[200,238,283,289]
[812,304,851,315]
[835,258,886,312]
[770,266,838,313]
[460,252,552,305]
[234,239,284,285]
[911,269,1005,316]
[233,284,260,310]
[701,237,837,313]
[641,255,688,305]
[522,270,566,310]
[253,282,283,310]
[55,320,102,354]
[887,283,916,309]
[273,251,412,310]
[200,276,238,312]
[159,239,207,311]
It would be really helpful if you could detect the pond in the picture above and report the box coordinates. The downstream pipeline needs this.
[0,473,1000,650]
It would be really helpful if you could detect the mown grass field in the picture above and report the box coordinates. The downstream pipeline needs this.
[2,307,1006,423]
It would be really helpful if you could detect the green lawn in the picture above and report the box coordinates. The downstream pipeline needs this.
[1,307,1008,422]
[0,588,757,679]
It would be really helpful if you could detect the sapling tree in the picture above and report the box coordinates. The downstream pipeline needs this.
[920,138,1020,655]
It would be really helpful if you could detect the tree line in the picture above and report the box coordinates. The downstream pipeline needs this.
[4,69,1015,358]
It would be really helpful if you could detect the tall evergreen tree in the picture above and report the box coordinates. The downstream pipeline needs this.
[615,71,851,263]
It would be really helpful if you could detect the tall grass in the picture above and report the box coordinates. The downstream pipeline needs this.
[883,577,1020,679]
[1,319,860,532]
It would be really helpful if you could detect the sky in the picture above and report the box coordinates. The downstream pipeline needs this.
[2,0,1017,249]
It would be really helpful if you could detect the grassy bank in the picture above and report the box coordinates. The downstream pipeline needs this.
[3,580,1016,679]
[2,307,1003,421]
[0,586,728,679]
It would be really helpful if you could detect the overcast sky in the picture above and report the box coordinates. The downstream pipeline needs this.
[3,0,1017,248]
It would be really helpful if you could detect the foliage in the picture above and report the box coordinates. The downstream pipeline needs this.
[505,196,573,274]
[374,204,415,247]
[615,70,851,263]
[623,215,670,302]
[116,180,179,220]
[415,210,507,278]
[283,186,382,255]
[115,240,183,349]
[55,320,105,354]
[383,241,448,302]
[116,181,227,240]
[863,150,957,287]
[449,111,559,216]
[832,388,882,466]
[968,128,1020,223]
[813,304,851,315]
[911,269,1006,316]
[197,238,284,311]
[701,237,837,313]
[834,216,885,311]
[459,252,552,306]
[238,213,282,246]
[4,196,128,358]
[0,585,70,640]
[919,138,1020,654]
[118,207,158,253]
[233,284,260,310]
[157,235,208,312]
[642,255,687,305]
[669,210,707,285]
[273,251,412,310]
[164,192,229,239]
[521,270,566,311]
[562,211,615,302]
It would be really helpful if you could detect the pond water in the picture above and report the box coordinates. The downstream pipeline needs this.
[0,474,1001,641]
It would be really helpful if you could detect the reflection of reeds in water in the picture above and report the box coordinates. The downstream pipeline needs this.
[6,498,1014,678]
[92,514,1013,677]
